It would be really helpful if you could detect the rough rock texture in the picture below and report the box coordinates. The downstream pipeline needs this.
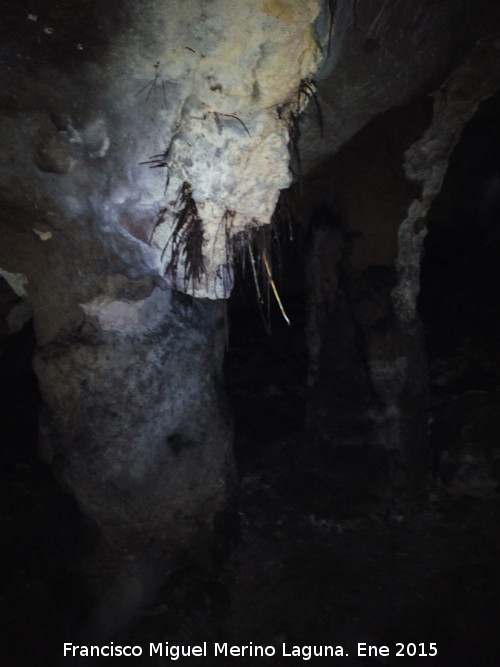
[300,0,500,173]
[2,0,500,552]
[393,38,500,324]
[1,0,324,299]
[296,4,500,512]
[34,288,233,548]
[0,207,234,554]
[0,0,329,557]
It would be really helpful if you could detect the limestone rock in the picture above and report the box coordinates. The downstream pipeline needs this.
[1,0,324,299]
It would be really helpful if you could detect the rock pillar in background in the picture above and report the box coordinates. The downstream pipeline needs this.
[300,39,500,514]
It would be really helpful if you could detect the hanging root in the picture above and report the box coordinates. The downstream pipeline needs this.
[230,191,293,333]
[135,61,167,105]
[163,181,205,291]
[275,77,323,188]
[273,183,296,243]
[297,78,323,137]
[289,112,303,187]
[262,250,290,326]
[148,206,168,245]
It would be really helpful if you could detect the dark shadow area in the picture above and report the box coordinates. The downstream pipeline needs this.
[224,224,308,474]
[419,91,500,485]
[1,0,131,71]
[0,282,96,666]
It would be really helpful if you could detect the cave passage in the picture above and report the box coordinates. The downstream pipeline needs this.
[1,1,500,665]
[3,93,500,665]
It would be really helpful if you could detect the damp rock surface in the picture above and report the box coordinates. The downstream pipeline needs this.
[0,0,324,299]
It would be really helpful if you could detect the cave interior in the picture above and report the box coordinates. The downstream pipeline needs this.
[1,1,500,665]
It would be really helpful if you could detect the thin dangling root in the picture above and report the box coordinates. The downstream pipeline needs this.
[262,250,291,326]
[246,235,270,334]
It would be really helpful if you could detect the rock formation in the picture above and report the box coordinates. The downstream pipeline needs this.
[1,0,500,563]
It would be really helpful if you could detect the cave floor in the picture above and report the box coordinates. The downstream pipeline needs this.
[104,415,500,666]
[131,366,500,667]
[3,432,500,667]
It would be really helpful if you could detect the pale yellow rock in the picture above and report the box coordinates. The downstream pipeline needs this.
[136,0,324,297]
[33,228,53,241]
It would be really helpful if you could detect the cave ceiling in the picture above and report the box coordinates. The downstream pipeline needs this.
[0,0,499,300]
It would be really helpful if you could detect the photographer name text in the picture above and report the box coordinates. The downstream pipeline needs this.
[63,641,438,660]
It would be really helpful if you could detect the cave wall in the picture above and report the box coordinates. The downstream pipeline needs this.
[420,91,500,494]
[297,21,500,511]
[34,289,233,548]
[0,0,324,299]
[300,102,432,511]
